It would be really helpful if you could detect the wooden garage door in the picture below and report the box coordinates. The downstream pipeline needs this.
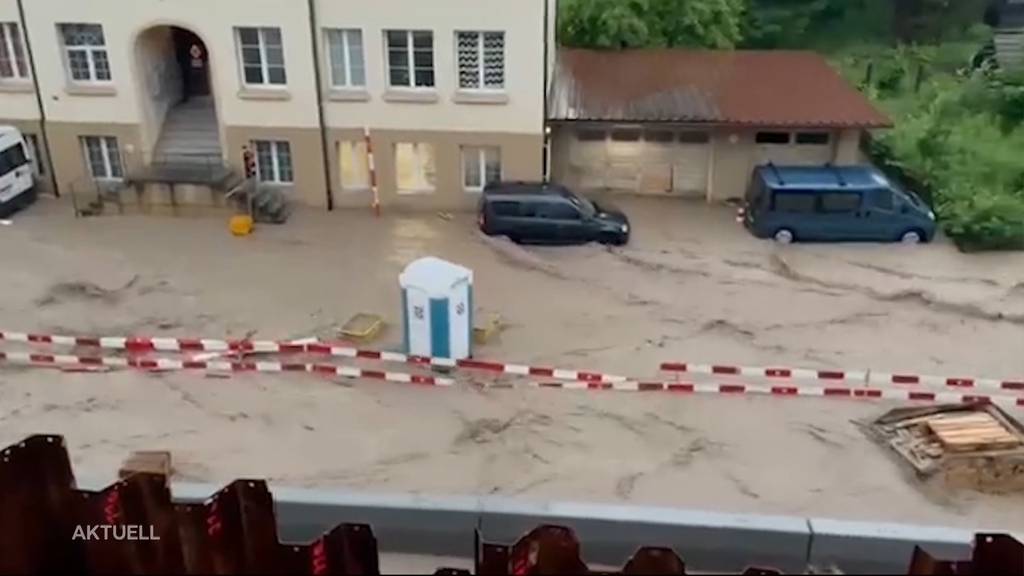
[568,127,710,196]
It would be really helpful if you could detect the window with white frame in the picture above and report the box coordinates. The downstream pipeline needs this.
[0,22,29,80]
[386,30,434,88]
[462,146,501,191]
[25,134,44,176]
[394,142,436,192]
[338,140,370,190]
[456,31,504,90]
[237,27,287,86]
[326,29,365,88]
[254,140,293,184]
[59,24,110,83]
[81,136,122,180]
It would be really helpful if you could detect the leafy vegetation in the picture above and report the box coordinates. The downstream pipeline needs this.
[559,0,1024,250]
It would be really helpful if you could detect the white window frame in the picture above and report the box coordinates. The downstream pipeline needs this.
[81,136,123,181]
[325,28,365,88]
[0,22,29,81]
[253,140,293,184]
[236,27,287,87]
[385,30,435,90]
[456,31,505,92]
[58,23,111,85]
[462,146,502,192]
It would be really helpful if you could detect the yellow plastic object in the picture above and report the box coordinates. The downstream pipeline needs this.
[341,313,383,342]
[229,215,254,236]
[473,313,503,344]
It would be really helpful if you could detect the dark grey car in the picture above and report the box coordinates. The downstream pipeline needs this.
[478,182,630,245]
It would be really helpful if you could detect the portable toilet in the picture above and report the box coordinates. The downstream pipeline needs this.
[400,257,474,359]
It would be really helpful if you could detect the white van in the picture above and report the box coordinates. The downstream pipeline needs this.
[0,126,37,216]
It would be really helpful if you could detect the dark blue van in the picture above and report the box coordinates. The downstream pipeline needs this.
[741,164,936,244]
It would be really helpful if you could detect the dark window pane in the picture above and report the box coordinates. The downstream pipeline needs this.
[491,201,519,216]
[576,129,605,142]
[414,69,434,87]
[0,143,28,174]
[773,191,816,213]
[678,131,710,144]
[871,188,894,210]
[821,192,861,213]
[796,132,830,145]
[267,66,287,85]
[539,203,580,220]
[611,128,641,142]
[244,65,264,84]
[386,31,408,49]
[756,132,791,144]
[644,130,674,143]
[413,49,433,68]
[412,31,432,49]
[238,28,259,46]
[389,67,410,86]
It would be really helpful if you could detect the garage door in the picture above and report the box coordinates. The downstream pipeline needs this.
[567,127,710,196]
[756,131,835,166]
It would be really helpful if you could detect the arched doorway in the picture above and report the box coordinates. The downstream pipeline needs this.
[134,25,221,162]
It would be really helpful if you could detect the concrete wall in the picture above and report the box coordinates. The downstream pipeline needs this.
[134,26,181,153]
[315,0,546,135]
[21,0,320,129]
[136,481,993,575]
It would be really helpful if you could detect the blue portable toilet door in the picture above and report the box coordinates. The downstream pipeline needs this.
[429,297,451,358]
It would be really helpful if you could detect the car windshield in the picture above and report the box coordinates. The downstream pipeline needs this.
[892,180,925,207]
[570,196,597,219]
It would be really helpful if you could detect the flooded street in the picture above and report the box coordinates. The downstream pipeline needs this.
[1,197,1023,531]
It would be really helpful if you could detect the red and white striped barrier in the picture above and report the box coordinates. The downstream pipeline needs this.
[0,350,454,386]
[660,361,866,383]
[873,372,1024,394]
[519,380,1024,409]
[0,331,630,385]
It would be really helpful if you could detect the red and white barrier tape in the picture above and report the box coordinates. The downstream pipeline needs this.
[520,380,1024,409]
[872,372,1024,394]
[661,362,1024,394]
[0,351,454,386]
[661,361,865,382]
[0,331,629,385]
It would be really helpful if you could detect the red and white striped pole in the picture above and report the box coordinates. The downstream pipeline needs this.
[363,127,380,217]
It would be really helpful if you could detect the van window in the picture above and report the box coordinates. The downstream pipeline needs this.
[820,192,861,213]
[0,143,28,177]
[869,188,894,211]
[490,201,520,217]
[772,190,816,213]
[538,203,580,220]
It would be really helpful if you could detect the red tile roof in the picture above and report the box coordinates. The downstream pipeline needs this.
[549,49,892,128]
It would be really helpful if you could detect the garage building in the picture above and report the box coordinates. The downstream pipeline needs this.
[548,49,892,201]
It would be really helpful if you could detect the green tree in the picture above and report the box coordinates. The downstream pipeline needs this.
[559,0,744,49]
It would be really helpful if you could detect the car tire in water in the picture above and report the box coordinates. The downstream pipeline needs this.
[773,228,795,244]
[900,230,924,245]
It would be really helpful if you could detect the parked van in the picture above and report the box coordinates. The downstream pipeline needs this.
[0,126,37,217]
[478,181,630,245]
[741,164,936,244]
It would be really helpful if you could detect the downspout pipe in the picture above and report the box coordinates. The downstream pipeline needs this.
[17,0,60,198]
[306,0,334,210]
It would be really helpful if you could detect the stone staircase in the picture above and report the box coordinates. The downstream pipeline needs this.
[153,96,222,161]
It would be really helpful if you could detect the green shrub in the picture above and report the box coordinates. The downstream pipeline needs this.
[937,184,1024,251]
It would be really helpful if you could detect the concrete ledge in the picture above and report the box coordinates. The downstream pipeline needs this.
[64,84,117,97]
[478,498,812,573]
[382,89,440,104]
[237,87,292,101]
[0,81,34,94]
[807,518,973,575]
[453,90,509,105]
[326,88,371,102]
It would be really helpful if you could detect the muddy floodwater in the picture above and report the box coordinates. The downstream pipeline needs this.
[1,197,1023,531]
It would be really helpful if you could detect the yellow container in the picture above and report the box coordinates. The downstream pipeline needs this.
[229,215,254,236]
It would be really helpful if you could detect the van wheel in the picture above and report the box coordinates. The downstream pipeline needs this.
[900,230,924,245]
[773,228,795,244]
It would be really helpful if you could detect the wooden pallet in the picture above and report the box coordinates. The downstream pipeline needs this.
[928,413,1022,453]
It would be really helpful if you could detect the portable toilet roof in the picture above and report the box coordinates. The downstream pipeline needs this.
[399,257,473,298]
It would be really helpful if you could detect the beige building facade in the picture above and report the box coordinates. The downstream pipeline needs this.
[0,0,554,210]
